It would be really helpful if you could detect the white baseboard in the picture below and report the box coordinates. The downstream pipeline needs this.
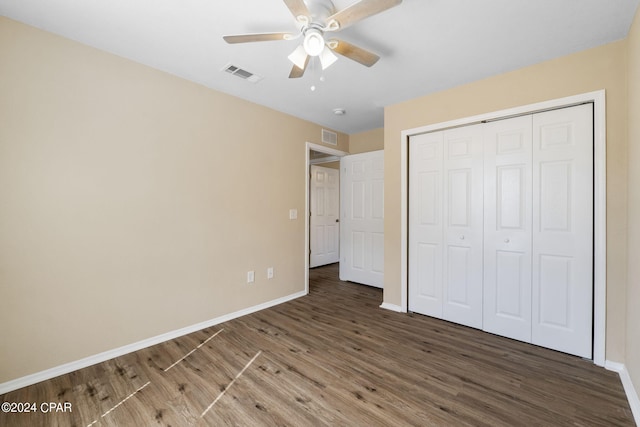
[605,360,640,424]
[379,302,404,313]
[0,290,306,395]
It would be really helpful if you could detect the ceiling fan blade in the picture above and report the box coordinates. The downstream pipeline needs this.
[328,39,380,67]
[326,0,402,30]
[223,33,293,44]
[289,56,310,78]
[283,0,311,22]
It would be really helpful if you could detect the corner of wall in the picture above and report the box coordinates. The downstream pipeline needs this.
[605,361,640,424]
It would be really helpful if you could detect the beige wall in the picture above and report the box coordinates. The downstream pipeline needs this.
[0,17,347,384]
[627,6,640,398]
[349,127,384,154]
[384,41,628,362]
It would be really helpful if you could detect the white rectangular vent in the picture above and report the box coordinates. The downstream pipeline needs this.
[222,64,263,83]
[322,129,338,146]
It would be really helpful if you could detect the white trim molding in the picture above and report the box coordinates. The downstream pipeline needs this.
[379,302,404,312]
[399,90,607,366]
[605,361,640,424]
[0,290,306,395]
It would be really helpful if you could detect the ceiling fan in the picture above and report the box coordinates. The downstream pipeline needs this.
[223,0,402,78]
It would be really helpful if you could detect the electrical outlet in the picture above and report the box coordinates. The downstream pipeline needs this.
[267,267,274,279]
[247,271,255,283]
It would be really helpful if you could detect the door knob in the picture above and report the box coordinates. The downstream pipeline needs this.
[335,219,340,223]
[504,238,510,243]
[460,235,465,240]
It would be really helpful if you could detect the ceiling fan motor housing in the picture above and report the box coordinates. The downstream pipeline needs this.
[304,0,337,23]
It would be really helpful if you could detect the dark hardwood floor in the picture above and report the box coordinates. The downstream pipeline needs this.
[0,263,635,426]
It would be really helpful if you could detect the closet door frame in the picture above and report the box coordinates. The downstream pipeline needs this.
[398,90,607,366]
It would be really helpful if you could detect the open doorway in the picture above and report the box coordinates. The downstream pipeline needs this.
[305,142,348,295]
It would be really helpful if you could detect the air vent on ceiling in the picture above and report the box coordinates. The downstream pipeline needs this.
[222,64,263,83]
[322,129,338,146]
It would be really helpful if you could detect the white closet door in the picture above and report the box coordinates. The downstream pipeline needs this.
[310,165,340,268]
[340,151,384,288]
[532,104,593,358]
[409,131,444,316]
[442,125,484,329]
[483,116,533,342]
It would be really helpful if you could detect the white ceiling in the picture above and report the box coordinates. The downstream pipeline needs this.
[1,0,638,134]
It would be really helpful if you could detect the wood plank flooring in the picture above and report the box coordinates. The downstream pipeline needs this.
[0,263,635,426]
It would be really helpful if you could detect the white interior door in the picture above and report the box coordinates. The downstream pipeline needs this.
[483,115,533,342]
[409,132,444,317]
[310,165,340,268]
[441,125,484,329]
[531,104,593,358]
[408,104,593,358]
[340,150,384,288]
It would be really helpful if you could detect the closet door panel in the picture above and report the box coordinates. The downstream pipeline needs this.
[483,116,533,342]
[442,125,484,329]
[532,104,593,359]
[409,132,444,316]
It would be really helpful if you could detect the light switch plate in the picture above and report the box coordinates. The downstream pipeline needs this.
[289,209,298,220]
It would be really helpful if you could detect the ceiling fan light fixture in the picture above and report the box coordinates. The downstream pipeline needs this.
[319,46,338,70]
[288,44,308,69]
[303,28,325,56]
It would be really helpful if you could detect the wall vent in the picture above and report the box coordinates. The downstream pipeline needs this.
[222,64,263,83]
[322,129,338,146]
